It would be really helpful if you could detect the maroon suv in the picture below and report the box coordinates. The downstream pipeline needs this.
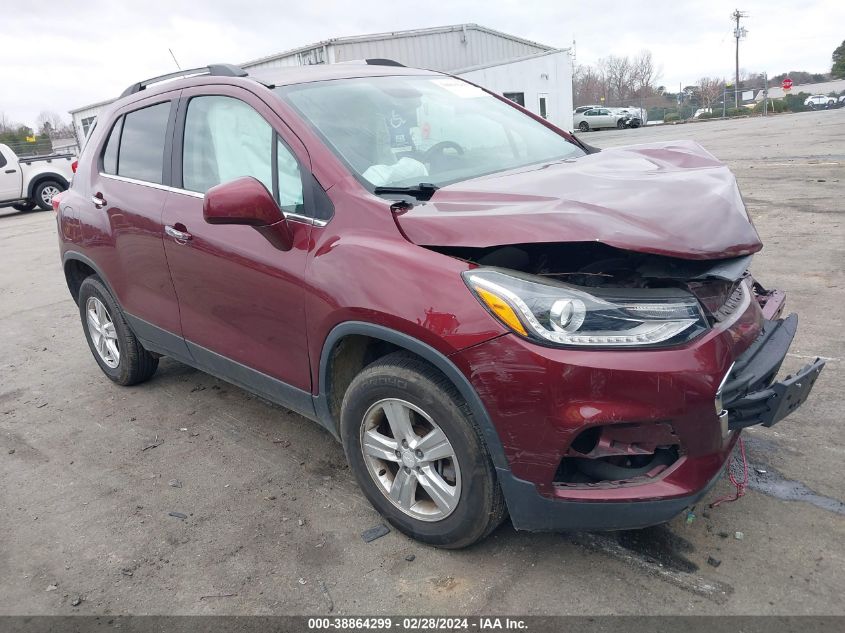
[57,61,824,548]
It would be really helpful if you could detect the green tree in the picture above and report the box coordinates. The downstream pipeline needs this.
[833,40,845,78]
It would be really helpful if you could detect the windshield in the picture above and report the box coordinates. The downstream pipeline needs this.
[275,75,584,190]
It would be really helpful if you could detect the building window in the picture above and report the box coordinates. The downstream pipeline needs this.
[503,92,525,106]
[539,95,548,119]
[81,116,96,137]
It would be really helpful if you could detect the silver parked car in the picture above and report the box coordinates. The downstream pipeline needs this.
[573,108,626,132]
[573,104,602,114]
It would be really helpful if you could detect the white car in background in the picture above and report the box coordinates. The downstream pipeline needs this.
[804,94,836,109]
[573,107,627,132]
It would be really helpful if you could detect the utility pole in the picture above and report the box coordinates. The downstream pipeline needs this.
[733,9,748,108]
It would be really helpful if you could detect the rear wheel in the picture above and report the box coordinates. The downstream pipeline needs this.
[34,180,65,210]
[78,276,158,386]
[340,352,506,548]
[579,121,590,132]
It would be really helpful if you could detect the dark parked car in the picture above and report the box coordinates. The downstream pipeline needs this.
[57,62,824,548]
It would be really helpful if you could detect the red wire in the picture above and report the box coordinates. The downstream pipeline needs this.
[710,436,748,508]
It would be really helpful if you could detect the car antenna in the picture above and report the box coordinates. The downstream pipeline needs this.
[169,48,182,71]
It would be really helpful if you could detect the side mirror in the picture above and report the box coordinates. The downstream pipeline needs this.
[203,176,294,251]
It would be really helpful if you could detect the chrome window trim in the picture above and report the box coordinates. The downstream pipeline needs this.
[100,173,205,198]
[285,212,328,227]
[98,173,327,226]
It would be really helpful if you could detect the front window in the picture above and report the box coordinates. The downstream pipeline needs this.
[181,95,304,212]
[275,76,583,191]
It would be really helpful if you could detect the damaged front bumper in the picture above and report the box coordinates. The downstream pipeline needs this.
[452,283,824,532]
[721,314,825,430]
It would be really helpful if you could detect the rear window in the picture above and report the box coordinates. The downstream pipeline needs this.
[115,102,171,184]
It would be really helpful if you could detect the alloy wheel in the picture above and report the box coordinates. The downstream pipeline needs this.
[86,297,120,368]
[360,398,461,522]
[40,185,61,206]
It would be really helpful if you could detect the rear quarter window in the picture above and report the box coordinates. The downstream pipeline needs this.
[116,102,171,184]
[101,117,123,175]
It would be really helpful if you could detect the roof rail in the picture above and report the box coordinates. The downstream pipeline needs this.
[365,58,405,67]
[120,63,248,98]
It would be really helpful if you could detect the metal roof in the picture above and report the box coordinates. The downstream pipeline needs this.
[241,23,555,68]
[449,48,569,75]
[69,23,556,115]
[251,63,439,87]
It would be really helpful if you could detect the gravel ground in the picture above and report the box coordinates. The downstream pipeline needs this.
[1,109,843,616]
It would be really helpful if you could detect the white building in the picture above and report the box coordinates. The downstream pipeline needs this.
[760,78,845,100]
[70,24,573,144]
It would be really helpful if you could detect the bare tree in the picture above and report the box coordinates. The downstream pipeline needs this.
[697,77,725,108]
[572,64,607,105]
[600,55,634,102]
[631,50,661,97]
[36,111,73,138]
[574,50,662,106]
[0,111,13,133]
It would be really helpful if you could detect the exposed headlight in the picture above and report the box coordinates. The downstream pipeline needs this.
[463,268,708,348]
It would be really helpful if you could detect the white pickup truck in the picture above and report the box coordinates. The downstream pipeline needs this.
[0,143,75,211]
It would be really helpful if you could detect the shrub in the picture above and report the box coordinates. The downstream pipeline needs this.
[664,113,680,122]
[753,100,786,113]
[782,91,812,112]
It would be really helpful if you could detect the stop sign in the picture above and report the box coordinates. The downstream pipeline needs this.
[782,78,793,90]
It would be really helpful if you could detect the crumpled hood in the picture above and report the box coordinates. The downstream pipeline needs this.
[394,140,762,260]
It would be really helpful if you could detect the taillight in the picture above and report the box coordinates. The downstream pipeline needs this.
[71,160,78,173]
[51,192,63,212]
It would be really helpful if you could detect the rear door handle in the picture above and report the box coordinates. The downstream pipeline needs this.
[165,225,192,242]
[4,169,15,174]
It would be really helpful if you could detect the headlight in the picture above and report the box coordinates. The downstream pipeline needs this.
[463,268,708,348]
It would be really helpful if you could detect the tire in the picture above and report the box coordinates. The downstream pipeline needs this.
[33,179,65,210]
[340,351,507,548]
[77,276,158,386]
[579,121,589,132]
[12,201,36,212]
[617,119,626,129]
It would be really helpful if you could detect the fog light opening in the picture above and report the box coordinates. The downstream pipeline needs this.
[554,447,680,486]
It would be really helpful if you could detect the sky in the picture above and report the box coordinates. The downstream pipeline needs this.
[2,0,843,128]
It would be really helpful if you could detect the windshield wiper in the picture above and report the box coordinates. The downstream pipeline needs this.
[373,182,439,201]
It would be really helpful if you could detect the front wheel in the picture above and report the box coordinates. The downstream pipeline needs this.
[617,119,626,129]
[340,352,507,548]
[34,179,66,210]
[579,121,590,132]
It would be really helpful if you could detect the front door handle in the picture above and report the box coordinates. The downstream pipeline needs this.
[165,225,192,242]
[4,169,15,174]
[91,193,106,208]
